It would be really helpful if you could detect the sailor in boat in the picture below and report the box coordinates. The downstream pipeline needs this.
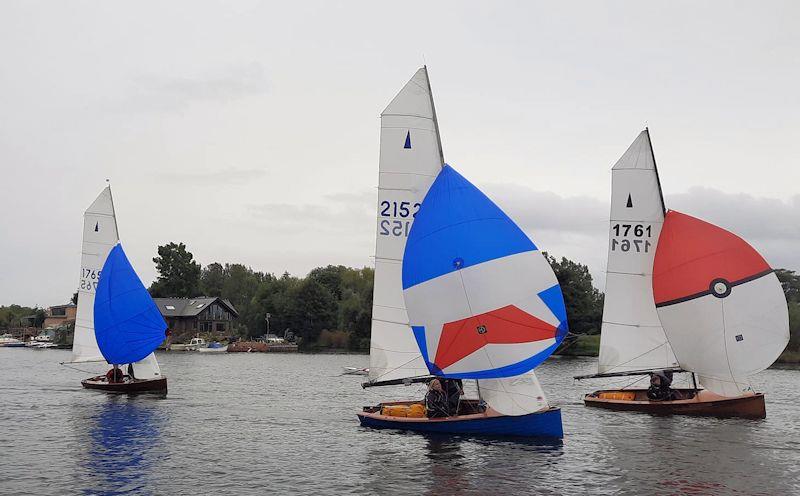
[647,370,676,401]
[442,378,464,415]
[105,367,124,383]
[127,363,136,380]
[425,379,450,418]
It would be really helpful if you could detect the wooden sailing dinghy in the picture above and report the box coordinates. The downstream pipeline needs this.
[63,186,167,394]
[358,68,567,438]
[576,130,789,418]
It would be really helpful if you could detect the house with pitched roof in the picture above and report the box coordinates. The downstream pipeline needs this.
[153,297,239,336]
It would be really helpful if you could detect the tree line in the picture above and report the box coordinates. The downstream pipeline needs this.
[147,242,800,354]
[147,243,605,349]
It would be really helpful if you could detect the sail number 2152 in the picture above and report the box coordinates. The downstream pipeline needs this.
[611,223,652,253]
[379,201,420,237]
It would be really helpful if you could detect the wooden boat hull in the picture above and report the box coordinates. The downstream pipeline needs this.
[584,388,765,419]
[81,375,168,394]
[357,401,563,438]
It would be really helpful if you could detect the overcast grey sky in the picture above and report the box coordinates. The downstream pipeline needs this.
[1,1,798,307]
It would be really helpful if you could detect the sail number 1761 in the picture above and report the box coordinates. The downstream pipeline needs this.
[611,223,653,253]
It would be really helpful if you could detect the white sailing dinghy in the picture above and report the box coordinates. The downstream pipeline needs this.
[576,130,789,418]
[63,185,167,394]
[357,68,565,438]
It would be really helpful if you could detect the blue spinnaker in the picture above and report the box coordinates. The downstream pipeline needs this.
[94,243,167,365]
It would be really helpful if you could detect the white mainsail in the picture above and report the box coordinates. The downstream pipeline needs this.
[597,130,678,373]
[71,187,119,363]
[368,67,444,383]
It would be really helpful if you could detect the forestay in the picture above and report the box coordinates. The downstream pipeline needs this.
[653,211,789,396]
[94,244,167,365]
[598,130,678,374]
[401,165,568,379]
[368,67,444,383]
[71,187,119,363]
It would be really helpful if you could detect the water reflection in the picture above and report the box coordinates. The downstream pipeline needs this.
[77,396,166,496]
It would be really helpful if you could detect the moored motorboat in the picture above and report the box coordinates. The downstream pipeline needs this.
[197,341,227,353]
[0,334,25,347]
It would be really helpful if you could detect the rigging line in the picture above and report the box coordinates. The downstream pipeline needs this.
[619,375,648,390]
[60,362,102,375]
[369,353,428,381]
[600,341,674,373]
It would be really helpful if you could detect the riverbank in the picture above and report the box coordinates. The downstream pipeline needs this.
[554,334,800,365]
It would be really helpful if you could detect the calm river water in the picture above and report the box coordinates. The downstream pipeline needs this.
[1,349,799,495]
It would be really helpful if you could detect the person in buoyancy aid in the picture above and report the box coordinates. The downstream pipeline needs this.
[647,370,676,401]
[105,367,124,383]
[425,379,450,418]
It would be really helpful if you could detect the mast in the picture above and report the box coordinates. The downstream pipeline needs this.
[423,65,445,167]
[645,128,667,216]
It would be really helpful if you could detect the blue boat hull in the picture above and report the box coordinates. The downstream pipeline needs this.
[358,407,562,439]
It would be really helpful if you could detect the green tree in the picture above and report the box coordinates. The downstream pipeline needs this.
[199,262,225,296]
[543,252,604,335]
[776,269,800,303]
[149,242,201,297]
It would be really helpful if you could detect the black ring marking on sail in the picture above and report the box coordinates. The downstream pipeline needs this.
[710,278,732,298]
[654,269,774,308]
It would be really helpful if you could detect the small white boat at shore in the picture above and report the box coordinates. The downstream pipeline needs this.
[0,334,25,347]
[343,367,369,376]
[168,337,206,351]
[197,342,227,353]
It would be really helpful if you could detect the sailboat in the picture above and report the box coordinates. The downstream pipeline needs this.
[357,68,566,438]
[63,185,168,394]
[576,130,789,418]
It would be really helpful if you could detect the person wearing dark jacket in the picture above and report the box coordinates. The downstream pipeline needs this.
[647,370,676,401]
[441,378,464,415]
[425,379,450,418]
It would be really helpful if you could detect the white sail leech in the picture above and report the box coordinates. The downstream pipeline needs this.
[478,371,550,416]
[368,68,444,383]
[597,130,678,374]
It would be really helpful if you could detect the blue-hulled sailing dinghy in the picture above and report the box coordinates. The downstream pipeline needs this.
[358,162,568,438]
[81,243,168,394]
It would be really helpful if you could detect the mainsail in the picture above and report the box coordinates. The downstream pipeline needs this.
[368,67,444,383]
[402,165,568,378]
[597,130,678,374]
[94,243,167,366]
[653,211,790,396]
[71,187,119,363]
